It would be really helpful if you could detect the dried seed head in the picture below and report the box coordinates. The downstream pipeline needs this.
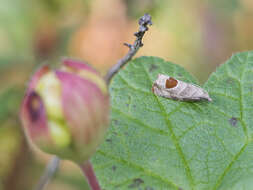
[152,74,212,102]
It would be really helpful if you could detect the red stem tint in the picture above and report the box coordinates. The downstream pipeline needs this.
[79,160,101,190]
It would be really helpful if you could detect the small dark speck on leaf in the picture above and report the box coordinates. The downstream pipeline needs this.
[112,131,118,136]
[112,165,117,171]
[128,178,144,188]
[229,117,238,127]
[106,138,112,143]
[178,188,183,190]
[149,64,158,72]
[226,78,234,84]
[112,119,119,125]
[145,187,154,190]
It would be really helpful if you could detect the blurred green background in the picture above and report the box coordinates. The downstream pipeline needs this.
[1,0,253,189]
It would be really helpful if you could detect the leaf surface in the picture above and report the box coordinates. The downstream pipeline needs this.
[92,52,253,190]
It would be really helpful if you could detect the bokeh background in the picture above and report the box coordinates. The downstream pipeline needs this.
[1,0,253,189]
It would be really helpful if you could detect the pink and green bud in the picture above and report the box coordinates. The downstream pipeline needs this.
[20,59,109,164]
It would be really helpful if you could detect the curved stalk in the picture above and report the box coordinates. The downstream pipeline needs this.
[34,156,60,190]
[79,160,101,190]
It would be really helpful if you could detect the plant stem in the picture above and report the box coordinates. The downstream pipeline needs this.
[79,160,101,190]
[105,13,152,84]
[34,156,60,190]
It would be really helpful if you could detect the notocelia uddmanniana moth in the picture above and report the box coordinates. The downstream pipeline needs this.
[152,74,212,102]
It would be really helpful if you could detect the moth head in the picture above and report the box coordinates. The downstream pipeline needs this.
[165,77,178,88]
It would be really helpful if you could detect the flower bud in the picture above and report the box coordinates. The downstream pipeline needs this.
[20,59,109,163]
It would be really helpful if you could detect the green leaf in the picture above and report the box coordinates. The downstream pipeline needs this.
[92,51,253,190]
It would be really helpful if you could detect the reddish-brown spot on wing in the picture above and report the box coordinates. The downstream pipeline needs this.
[166,77,178,88]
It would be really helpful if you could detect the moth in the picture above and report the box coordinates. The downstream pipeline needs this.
[152,74,212,102]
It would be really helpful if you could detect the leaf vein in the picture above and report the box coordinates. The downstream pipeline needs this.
[97,150,179,189]
[140,63,195,190]
[213,52,249,190]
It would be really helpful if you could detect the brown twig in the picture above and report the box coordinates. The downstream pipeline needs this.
[34,13,152,190]
[105,13,152,84]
